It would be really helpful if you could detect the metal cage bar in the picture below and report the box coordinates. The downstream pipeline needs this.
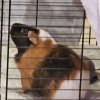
[79,10,86,100]
[36,0,38,27]
[5,0,12,100]
[0,0,4,68]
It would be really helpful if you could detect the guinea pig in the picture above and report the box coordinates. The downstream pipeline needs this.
[14,29,89,99]
[10,23,98,99]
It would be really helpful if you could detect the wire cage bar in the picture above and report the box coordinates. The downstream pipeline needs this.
[5,0,11,100]
[0,0,4,67]
[0,0,4,99]
[1,0,100,100]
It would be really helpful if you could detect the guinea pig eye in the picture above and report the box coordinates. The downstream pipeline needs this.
[24,29,28,33]
[21,28,28,34]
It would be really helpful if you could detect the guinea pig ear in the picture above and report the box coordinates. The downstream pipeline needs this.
[28,31,39,45]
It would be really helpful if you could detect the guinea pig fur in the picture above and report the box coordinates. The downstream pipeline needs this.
[14,29,90,99]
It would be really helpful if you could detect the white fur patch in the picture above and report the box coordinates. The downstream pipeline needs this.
[52,71,89,99]
[39,29,57,44]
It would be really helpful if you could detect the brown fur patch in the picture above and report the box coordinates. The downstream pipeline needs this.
[15,39,56,91]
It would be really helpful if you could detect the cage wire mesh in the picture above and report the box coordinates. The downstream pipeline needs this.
[1,0,100,100]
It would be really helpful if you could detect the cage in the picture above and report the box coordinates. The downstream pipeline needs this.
[1,0,100,100]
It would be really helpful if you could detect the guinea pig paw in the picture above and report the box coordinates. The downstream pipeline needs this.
[17,89,28,94]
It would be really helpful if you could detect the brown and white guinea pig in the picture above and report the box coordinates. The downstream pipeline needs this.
[13,28,90,99]
[10,23,98,86]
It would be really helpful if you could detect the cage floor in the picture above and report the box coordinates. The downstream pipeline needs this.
[1,45,100,100]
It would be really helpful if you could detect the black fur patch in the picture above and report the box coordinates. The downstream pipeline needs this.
[83,56,98,84]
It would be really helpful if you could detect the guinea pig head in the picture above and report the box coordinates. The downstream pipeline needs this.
[10,23,39,56]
